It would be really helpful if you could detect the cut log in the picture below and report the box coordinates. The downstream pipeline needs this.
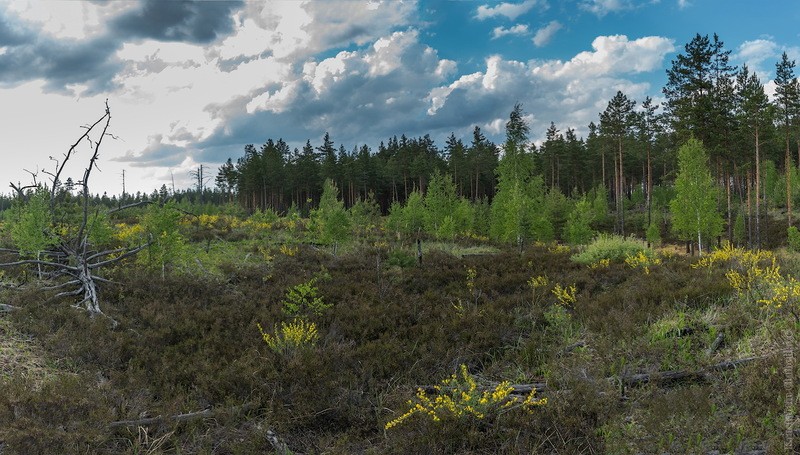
[0,304,17,313]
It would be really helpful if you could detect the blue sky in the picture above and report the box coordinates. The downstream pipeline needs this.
[0,0,798,194]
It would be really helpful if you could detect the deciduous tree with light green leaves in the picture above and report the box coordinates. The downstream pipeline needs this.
[670,138,723,254]
[8,188,55,259]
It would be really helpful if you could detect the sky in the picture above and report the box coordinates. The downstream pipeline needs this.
[0,0,799,196]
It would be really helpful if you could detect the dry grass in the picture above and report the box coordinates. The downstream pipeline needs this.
[0,314,54,384]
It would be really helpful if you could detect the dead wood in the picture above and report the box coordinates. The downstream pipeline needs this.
[108,402,257,428]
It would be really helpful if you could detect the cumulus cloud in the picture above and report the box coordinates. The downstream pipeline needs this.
[426,35,673,142]
[492,24,529,39]
[534,35,674,78]
[476,0,541,21]
[533,20,562,47]
[580,0,635,16]
[736,39,779,77]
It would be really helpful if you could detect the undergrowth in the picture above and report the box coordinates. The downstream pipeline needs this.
[0,230,796,453]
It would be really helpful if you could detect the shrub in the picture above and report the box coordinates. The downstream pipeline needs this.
[384,364,546,429]
[257,319,319,357]
[282,278,330,317]
[788,226,800,252]
[571,234,649,265]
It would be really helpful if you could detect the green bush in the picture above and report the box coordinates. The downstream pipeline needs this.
[788,226,800,252]
[571,234,650,265]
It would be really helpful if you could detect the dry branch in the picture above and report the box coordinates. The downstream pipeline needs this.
[621,356,760,387]
[108,402,258,428]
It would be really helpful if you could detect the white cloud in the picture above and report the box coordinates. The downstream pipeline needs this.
[492,24,529,39]
[426,35,673,143]
[533,20,562,47]
[736,39,779,78]
[533,35,674,78]
[677,0,691,8]
[580,0,635,16]
[476,0,540,21]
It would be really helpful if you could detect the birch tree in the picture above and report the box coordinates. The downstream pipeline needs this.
[670,138,723,254]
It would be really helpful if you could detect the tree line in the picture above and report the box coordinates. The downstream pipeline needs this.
[216,33,797,248]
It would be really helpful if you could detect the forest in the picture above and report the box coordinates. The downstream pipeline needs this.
[0,32,799,454]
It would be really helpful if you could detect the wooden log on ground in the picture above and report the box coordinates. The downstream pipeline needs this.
[622,356,760,387]
[0,304,18,313]
[108,402,257,428]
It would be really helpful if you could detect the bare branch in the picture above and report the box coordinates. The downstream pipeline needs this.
[89,241,150,269]
[49,104,111,205]
[0,258,79,272]
[108,200,153,214]
[53,287,85,299]
[41,280,81,291]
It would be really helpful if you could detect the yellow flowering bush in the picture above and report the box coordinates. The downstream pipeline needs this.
[114,222,145,244]
[624,250,662,274]
[257,319,318,357]
[279,244,298,257]
[548,243,571,254]
[692,243,800,317]
[527,275,549,305]
[552,283,577,306]
[385,364,546,430]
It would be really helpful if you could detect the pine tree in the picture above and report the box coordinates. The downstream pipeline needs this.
[735,64,772,247]
[670,138,723,254]
[600,90,636,235]
[775,52,799,226]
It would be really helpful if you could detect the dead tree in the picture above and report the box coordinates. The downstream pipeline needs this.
[0,102,149,321]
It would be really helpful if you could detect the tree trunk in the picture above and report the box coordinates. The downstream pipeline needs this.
[756,129,761,249]
[787,134,793,227]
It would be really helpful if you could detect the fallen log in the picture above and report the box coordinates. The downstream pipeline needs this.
[622,356,760,387]
[109,402,257,428]
[417,356,763,397]
[0,304,18,313]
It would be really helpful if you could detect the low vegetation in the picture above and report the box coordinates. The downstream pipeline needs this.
[0,205,798,453]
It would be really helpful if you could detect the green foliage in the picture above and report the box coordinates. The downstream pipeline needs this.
[86,209,115,247]
[788,226,800,252]
[8,189,55,258]
[349,193,382,238]
[591,184,610,226]
[564,196,594,245]
[387,249,416,268]
[733,208,746,247]
[646,221,662,246]
[388,190,426,236]
[571,234,649,264]
[670,138,724,253]
[424,170,457,238]
[312,178,351,247]
[282,278,331,317]
[140,201,186,276]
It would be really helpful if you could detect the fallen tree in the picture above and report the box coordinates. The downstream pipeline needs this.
[0,102,149,322]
